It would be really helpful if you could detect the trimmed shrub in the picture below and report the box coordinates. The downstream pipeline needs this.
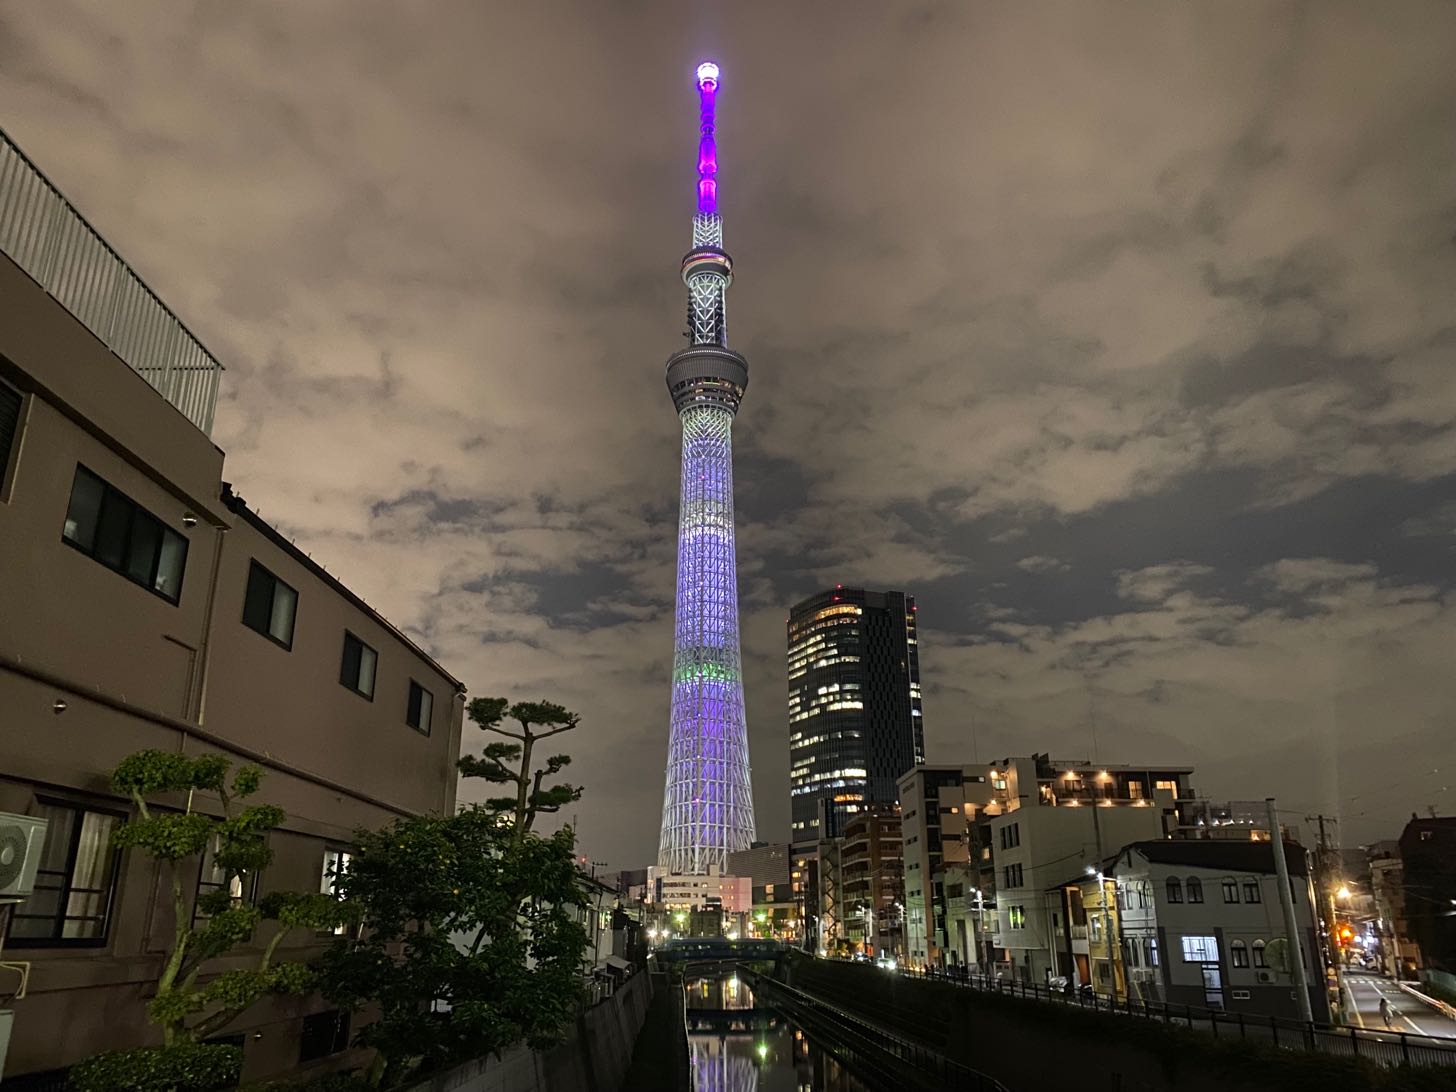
[69,1043,242,1092]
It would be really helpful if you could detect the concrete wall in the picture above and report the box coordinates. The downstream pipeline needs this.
[402,971,653,1092]
[785,956,1383,1092]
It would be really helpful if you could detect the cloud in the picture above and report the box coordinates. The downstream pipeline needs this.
[1016,555,1070,575]
[5,0,1455,863]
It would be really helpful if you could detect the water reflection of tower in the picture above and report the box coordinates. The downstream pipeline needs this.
[691,1035,759,1092]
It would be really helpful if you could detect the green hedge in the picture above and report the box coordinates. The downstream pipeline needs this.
[69,1044,242,1092]
[785,954,1456,1092]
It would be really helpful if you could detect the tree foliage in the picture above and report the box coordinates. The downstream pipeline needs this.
[69,1043,242,1092]
[107,750,344,1050]
[456,698,582,832]
[316,806,589,1089]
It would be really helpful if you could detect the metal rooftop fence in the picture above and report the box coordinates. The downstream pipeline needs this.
[0,126,222,436]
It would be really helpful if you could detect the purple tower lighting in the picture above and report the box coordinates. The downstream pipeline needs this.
[657,61,756,874]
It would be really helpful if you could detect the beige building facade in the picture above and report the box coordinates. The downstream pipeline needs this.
[0,139,464,1085]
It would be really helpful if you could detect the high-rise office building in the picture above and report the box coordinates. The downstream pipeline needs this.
[656,62,756,873]
[787,587,924,847]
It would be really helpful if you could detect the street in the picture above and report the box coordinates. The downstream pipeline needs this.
[1345,972,1456,1041]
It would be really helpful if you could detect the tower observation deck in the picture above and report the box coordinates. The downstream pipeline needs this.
[657,61,757,874]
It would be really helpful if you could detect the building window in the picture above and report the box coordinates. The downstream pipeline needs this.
[61,466,189,603]
[1007,906,1026,929]
[6,802,123,947]
[0,378,23,498]
[193,834,261,925]
[1090,914,1104,942]
[1180,935,1219,962]
[1252,940,1268,968]
[1147,937,1159,967]
[1155,779,1178,793]
[1000,823,1020,849]
[320,848,353,936]
[1127,781,1143,800]
[298,1010,350,1063]
[1186,877,1204,904]
[406,680,433,735]
[1165,877,1183,904]
[1231,939,1249,968]
[1002,864,1023,889]
[1222,878,1239,903]
[339,632,377,699]
[1243,880,1261,903]
[242,560,298,648]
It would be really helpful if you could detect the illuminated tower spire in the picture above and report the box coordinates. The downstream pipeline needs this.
[657,61,756,873]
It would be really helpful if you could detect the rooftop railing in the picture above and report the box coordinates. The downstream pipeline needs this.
[0,126,222,435]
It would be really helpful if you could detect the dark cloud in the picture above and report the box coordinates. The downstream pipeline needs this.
[6,0,1456,860]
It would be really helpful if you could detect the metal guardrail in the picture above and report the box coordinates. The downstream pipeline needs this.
[916,966,1456,1069]
[1401,981,1456,1022]
[0,126,223,435]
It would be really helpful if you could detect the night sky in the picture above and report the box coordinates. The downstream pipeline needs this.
[5,3,1455,866]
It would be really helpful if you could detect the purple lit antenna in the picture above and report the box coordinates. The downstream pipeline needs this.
[695,62,720,215]
[657,61,756,874]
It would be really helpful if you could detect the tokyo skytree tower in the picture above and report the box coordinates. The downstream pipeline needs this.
[657,61,756,873]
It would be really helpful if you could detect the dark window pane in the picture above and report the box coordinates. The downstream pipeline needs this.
[0,381,20,486]
[243,562,274,633]
[93,489,133,569]
[63,469,105,548]
[125,511,163,584]
[407,682,432,732]
[341,634,362,687]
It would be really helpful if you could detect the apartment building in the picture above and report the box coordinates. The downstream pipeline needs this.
[0,128,464,1084]
[899,755,1195,974]
[726,841,801,940]
[1108,841,1323,1020]
[1367,840,1421,979]
[839,804,904,959]
[1399,816,1456,979]
[898,765,994,968]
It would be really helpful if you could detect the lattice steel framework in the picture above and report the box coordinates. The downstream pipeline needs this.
[657,62,756,873]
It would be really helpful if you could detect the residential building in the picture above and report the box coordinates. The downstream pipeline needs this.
[839,804,904,959]
[648,865,751,916]
[1109,841,1324,1020]
[1399,816,1456,979]
[1367,840,1421,979]
[899,755,1195,974]
[898,765,992,969]
[727,841,800,940]
[788,588,924,848]
[0,128,464,1084]
[1175,799,1301,843]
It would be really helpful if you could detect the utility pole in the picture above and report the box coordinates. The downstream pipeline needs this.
[1269,799,1316,1024]
[1307,812,1346,1022]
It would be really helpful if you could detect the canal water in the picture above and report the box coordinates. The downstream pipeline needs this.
[684,971,876,1092]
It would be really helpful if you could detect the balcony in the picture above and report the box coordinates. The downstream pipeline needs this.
[0,126,223,435]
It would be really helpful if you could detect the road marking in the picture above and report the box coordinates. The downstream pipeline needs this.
[1345,979,1366,1029]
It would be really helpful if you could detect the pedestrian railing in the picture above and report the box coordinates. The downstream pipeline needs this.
[914,966,1456,1068]
[0,125,223,436]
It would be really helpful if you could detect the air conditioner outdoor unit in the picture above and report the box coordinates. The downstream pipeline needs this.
[1255,970,1276,984]
[0,812,49,899]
